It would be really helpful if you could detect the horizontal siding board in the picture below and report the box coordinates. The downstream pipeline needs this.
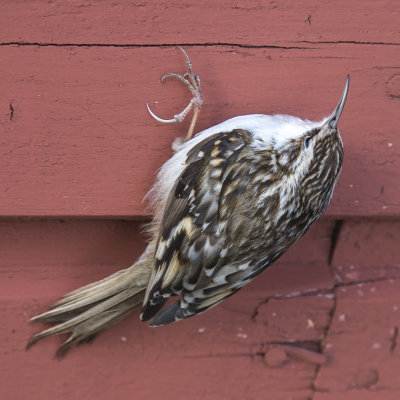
[1,218,399,399]
[1,218,334,400]
[0,0,398,46]
[1,44,399,216]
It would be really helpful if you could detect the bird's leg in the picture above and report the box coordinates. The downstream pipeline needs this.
[146,47,204,139]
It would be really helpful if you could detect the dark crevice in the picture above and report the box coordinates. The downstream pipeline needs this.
[251,297,269,322]
[328,219,344,265]
[257,287,333,303]
[0,41,311,50]
[299,40,399,46]
[335,276,396,289]
[251,275,396,311]
[321,289,338,348]
[390,326,398,354]
[263,340,321,352]
[310,288,337,397]
[181,340,322,361]
[310,364,322,397]
[9,103,14,120]
[0,41,398,50]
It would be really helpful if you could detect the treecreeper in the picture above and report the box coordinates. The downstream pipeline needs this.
[27,48,349,357]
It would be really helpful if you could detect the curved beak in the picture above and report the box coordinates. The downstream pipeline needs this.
[326,75,350,129]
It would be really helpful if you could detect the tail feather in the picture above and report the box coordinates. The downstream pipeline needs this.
[31,266,147,324]
[27,288,144,345]
[49,268,133,309]
[27,254,152,356]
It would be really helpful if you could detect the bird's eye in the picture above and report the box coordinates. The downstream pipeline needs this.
[304,136,311,148]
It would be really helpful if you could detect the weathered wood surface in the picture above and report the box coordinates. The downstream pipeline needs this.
[1,2,400,398]
[0,0,398,46]
[1,0,399,217]
[1,219,399,400]
[1,43,399,216]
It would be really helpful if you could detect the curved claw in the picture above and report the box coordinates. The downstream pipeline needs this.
[146,47,203,138]
[161,73,184,84]
[177,46,193,72]
[146,103,181,124]
[161,73,196,95]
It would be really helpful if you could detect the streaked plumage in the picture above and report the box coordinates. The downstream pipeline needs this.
[27,49,349,356]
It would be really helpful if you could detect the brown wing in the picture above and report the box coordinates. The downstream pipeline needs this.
[140,129,252,324]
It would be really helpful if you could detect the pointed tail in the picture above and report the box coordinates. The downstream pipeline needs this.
[27,251,152,357]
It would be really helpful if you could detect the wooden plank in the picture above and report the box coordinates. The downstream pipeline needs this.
[0,218,335,299]
[0,0,398,46]
[1,218,336,400]
[1,44,399,216]
[1,219,398,399]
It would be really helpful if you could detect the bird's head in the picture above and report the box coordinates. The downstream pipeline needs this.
[272,76,349,183]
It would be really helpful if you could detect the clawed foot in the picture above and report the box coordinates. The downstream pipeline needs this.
[147,47,204,139]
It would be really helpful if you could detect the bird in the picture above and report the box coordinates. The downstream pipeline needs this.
[27,47,349,357]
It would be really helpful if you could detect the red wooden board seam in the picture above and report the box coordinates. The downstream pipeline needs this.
[1,44,399,217]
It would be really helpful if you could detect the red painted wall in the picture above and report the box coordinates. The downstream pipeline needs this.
[1,1,399,399]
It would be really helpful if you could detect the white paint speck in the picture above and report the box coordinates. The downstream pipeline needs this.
[346,272,360,281]
[197,327,206,333]
[388,142,393,147]
[237,333,248,339]
[339,314,346,322]
[372,342,381,349]
[335,273,343,283]
[121,336,127,343]
[307,319,315,329]
[370,287,376,293]
[349,184,355,188]
[272,312,277,317]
